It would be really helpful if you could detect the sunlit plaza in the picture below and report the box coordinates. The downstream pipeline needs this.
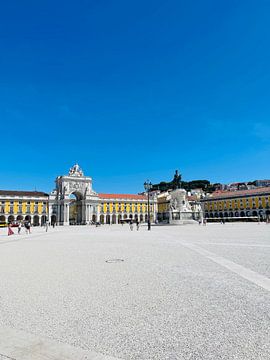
[0,223,269,359]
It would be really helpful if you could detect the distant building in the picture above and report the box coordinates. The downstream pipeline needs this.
[254,179,270,187]
[201,187,270,220]
[0,164,157,226]
[0,190,49,226]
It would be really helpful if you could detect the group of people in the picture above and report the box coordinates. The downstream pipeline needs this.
[8,221,31,236]
[198,219,207,225]
[129,220,140,231]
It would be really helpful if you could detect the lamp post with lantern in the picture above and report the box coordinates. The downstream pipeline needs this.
[144,180,152,231]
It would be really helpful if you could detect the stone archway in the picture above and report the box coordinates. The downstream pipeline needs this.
[69,192,83,225]
[52,164,99,225]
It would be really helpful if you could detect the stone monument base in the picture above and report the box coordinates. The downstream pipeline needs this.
[170,219,198,225]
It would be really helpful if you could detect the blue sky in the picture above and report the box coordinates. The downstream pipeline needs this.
[0,0,270,193]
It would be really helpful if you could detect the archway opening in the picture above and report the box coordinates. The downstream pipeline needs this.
[8,215,15,224]
[17,215,23,222]
[25,215,31,223]
[69,192,83,225]
[33,215,40,226]
[0,215,6,224]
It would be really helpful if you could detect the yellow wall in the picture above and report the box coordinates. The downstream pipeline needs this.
[5,201,10,213]
[38,202,43,214]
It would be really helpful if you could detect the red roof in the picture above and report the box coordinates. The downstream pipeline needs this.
[0,190,48,197]
[204,187,270,200]
[98,193,147,200]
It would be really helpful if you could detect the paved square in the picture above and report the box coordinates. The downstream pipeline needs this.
[0,223,270,359]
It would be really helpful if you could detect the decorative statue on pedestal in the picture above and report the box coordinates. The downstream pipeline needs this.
[171,170,182,190]
[69,163,84,177]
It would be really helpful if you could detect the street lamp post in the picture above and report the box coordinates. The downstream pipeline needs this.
[144,180,152,231]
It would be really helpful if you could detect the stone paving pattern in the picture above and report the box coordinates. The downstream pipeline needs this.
[0,223,269,359]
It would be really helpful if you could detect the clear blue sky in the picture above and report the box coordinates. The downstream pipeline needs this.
[0,0,270,194]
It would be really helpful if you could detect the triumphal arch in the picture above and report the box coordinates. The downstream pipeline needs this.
[49,164,99,225]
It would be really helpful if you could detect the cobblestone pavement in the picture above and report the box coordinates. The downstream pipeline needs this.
[0,223,269,359]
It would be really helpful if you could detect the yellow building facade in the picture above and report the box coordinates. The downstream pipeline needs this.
[96,193,156,224]
[0,190,49,226]
[202,187,270,220]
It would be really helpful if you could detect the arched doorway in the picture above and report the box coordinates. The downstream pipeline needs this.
[252,211,258,217]
[100,215,104,224]
[41,215,47,226]
[25,215,31,222]
[112,214,116,224]
[240,211,245,217]
[69,192,83,225]
[8,215,15,224]
[118,214,122,224]
[0,215,6,224]
[106,214,110,224]
[140,214,143,222]
[92,214,96,223]
[33,215,40,226]
[16,215,23,222]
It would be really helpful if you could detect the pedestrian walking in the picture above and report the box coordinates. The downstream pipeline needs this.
[25,221,31,234]
[129,220,133,231]
[8,224,14,236]
[136,220,140,231]
[45,221,49,232]
[18,222,22,234]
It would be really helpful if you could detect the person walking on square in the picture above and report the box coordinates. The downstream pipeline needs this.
[8,224,14,236]
[136,220,140,231]
[25,221,30,234]
[45,221,49,232]
[130,220,133,231]
[18,222,22,234]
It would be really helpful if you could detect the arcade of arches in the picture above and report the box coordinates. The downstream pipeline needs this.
[202,189,270,220]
